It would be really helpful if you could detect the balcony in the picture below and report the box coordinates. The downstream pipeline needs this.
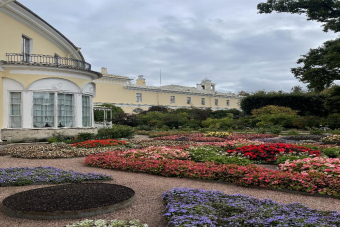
[4,53,91,71]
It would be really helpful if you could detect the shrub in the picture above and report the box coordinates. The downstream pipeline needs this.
[47,132,73,143]
[209,109,241,119]
[306,126,324,135]
[292,115,322,129]
[325,113,340,129]
[286,129,299,135]
[162,188,340,227]
[269,125,283,134]
[75,133,95,142]
[322,147,340,158]
[202,117,233,130]
[97,125,135,139]
[252,105,298,116]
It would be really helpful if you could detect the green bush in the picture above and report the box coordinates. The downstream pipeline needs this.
[286,129,299,135]
[47,132,73,143]
[306,126,324,135]
[97,125,135,139]
[202,117,233,130]
[76,133,95,142]
[292,116,322,129]
[47,137,58,143]
[94,103,124,122]
[322,148,340,158]
[325,113,340,129]
[269,125,283,135]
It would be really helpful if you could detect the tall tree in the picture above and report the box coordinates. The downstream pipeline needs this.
[257,0,340,91]
[257,0,340,32]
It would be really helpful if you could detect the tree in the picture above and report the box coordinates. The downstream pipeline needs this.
[324,85,340,113]
[291,38,340,91]
[257,0,340,91]
[257,0,340,33]
[291,85,304,93]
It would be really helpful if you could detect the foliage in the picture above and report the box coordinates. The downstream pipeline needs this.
[286,129,299,135]
[306,126,324,135]
[275,154,311,165]
[163,188,340,227]
[324,85,340,113]
[75,133,96,142]
[94,103,124,122]
[322,135,340,143]
[71,139,128,148]
[322,147,340,158]
[47,132,73,144]
[0,167,111,186]
[66,219,148,227]
[240,93,328,116]
[257,113,296,128]
[97,125,135,139]
[269,125,283,134]
[292,115,322,129]
[227,143,320,162]
[146,105,169,113]
[202,117,234,130]
[188,146,251,165]
[292,39,340,91]
[210,109,241,119]
[257,0,340,33]
[325,113,340,129]
[252,105,298,116]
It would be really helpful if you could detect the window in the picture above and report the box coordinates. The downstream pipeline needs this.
[33,92,55,128]
[170,96,175,104]
[9,92,22,128]
[136,93,142,102]
[215,99,218,106]
[82,96,91,127]
[187,97,191,104]
[22,35,31,62]
[201,98,205,105]
[227,100,230,106]
[57,94,74,127]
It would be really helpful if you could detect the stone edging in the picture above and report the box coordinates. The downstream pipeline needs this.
[1,193,136,220]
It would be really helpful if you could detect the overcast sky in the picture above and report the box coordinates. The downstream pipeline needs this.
[20,0,339,93]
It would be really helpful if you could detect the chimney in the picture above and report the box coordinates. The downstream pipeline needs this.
[136,75,146,86]
[101,67,108,75]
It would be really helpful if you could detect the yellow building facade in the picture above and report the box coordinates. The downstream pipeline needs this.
[0,0,101,141]
[94,68,241,113]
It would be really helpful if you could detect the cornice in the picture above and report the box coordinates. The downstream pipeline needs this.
[0,1,84,60]
[2,64,101,80]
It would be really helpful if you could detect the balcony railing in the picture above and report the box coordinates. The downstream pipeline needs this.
[5,53,91,71]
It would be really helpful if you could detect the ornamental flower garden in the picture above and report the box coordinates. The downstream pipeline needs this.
[3,132,340,226]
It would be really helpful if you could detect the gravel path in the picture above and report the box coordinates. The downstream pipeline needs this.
[1,155,340,227]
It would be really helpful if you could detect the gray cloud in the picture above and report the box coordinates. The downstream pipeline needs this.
[19,0,339,93]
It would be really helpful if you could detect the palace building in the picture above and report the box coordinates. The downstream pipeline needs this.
[94,68,241,113]
[0,0,241,142]
[0,0,101,141]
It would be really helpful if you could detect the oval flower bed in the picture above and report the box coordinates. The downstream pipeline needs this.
[226,143,321,162]
[120,146,190,160]
[162,188,340,227]
[72,139,128,148]
[0,167,111,186]
[279,157,340,177]
[85,153,340,196]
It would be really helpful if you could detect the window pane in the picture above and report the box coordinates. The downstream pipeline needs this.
[58,94,74,127]
[10,92,21,128]
[82,96,91,127]
[33,92,54,128]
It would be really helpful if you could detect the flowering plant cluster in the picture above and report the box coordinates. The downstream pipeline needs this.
[0,167,111,186]
[279,157,340,177]
[85,153,340,196]
[322,135,340,143]
[205,132,230,138]
[162,188,340,227]
[120,146,190,160]
[66,219,148,227]
[200,139,264,149]
[224,133,277,140]
[71,139,128,148]
[227,143,320,162]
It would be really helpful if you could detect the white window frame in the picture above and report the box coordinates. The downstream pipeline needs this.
[8,91,22,128]
[201,98,205,105]
[187,97,191,105]
[136,93,142,102]
[170,96,175,104]
[22,35,32,62]
[82,95,92,127]
[227,100,230,106]
[57,93,75,127]
[215,99,218,106]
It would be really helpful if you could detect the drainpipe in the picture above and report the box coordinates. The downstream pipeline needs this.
[0,0,16,8]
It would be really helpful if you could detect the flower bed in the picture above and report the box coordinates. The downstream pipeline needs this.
[0,143,129,159]
[71,139,128,148]
[279,157,340,177]
[323,135,340,143]
[85,153,340,196]
[227,143,320,162]
[154,133,277,141]
[66,219,148,227]
[120,146,190,160]
[162,188,340,227]
[0,167,111,186]
[205,132,231,138]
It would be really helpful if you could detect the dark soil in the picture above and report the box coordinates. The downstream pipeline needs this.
[2,183,135,212]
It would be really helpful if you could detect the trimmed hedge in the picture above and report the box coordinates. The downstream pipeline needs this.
[240,93,328,116]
